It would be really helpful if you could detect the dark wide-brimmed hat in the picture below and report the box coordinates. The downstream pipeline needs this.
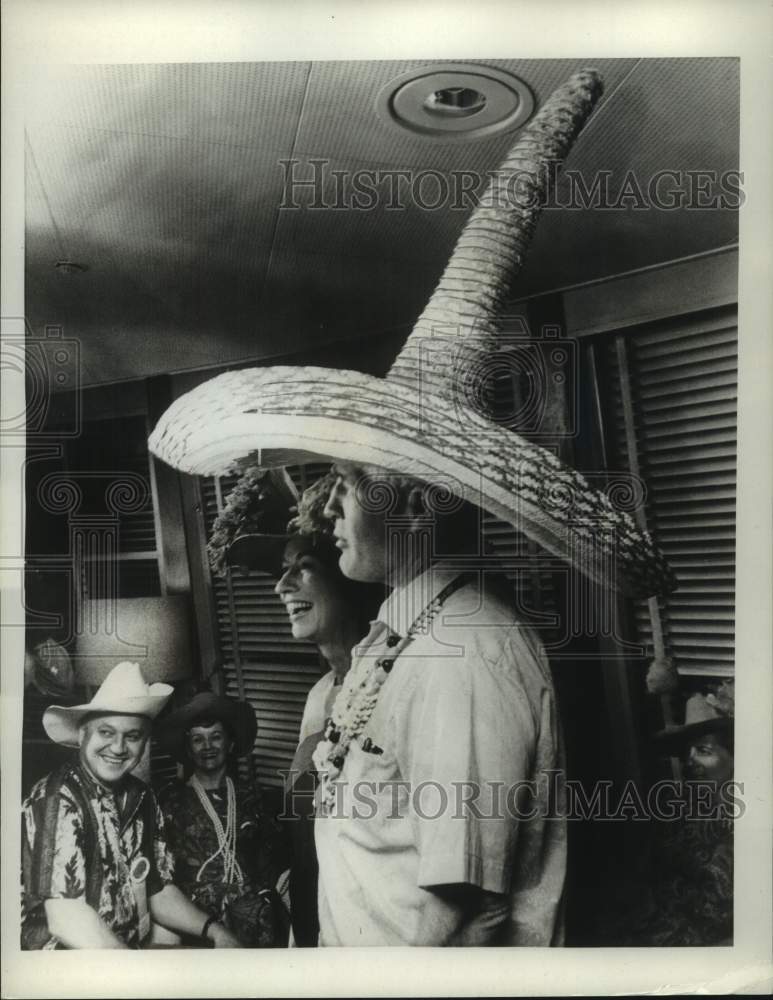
[160,691,258,759]
[654,681,734,754]
[208,466,299,578]
[228,529,343,579]
[212,467,340,578]
[150,69,675,599]
[226,531,289,576]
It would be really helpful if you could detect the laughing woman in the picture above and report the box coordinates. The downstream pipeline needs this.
[210,469,384,946]
[277,474,385,770]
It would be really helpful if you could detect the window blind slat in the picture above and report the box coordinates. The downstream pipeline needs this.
[605,305,737,683]
[629,312,737,347]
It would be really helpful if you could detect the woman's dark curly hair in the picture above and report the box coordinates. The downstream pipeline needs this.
[287,470,337,540]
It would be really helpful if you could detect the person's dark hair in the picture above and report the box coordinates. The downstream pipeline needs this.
[400,480,484,559]
[287,470,337,538]
[185,715,234,739]
[183,715,238,771]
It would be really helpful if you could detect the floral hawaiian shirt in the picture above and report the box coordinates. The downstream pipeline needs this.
[21,761,174,949]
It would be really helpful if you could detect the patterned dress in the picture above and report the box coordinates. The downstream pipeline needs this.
[21,761,174,949]
[159,776,288,947]
[624,818,733,946]
[601,816,733,946]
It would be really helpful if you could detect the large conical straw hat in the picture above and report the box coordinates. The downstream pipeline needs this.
[150,70,675,598]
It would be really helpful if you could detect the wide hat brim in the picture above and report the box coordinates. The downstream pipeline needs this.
[160,692,258,759]
[654,716,733,754]
[43,692,172,749]
[149,365,676,599]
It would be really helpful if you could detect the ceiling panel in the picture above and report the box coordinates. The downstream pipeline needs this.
[26,122,287,268]
[575,57,740,174]
[514,202,739,298]
[26,61,311,154]
[513,57,740,295]
[271,153,468,264]
[294,57,640,174]
[261,248,438,342]
[22,57,740,388]
[27,233,271,343]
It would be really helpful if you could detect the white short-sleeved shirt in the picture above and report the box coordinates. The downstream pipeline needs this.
[315,565,567,947]
[298,671,338,745]
[287,671,343,785]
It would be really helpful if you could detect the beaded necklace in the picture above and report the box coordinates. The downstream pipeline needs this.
[189,774,244,887]
[312,572,471,811]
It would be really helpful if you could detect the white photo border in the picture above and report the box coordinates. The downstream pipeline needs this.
[2,1,771,996]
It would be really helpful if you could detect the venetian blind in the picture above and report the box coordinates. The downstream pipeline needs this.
[602,305,737,679]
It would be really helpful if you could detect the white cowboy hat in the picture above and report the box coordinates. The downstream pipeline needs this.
[149,69,675,599]
[43,660,173,748]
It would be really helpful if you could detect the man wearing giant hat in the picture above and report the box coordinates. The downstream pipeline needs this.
[150,71,676,945]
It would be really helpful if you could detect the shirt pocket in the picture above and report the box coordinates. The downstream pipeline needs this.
[343,739,411,822]
[334,744,416,859]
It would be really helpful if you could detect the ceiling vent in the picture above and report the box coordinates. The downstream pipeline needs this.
[376,64,534,140]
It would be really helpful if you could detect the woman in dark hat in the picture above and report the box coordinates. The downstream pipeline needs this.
[157,691,288,947]
[209,467,384,946]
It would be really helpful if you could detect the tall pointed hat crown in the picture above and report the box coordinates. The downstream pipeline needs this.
[389,69,602,395]
[150,69,676,598]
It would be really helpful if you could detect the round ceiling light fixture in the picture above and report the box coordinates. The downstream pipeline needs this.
[376,64,535,140]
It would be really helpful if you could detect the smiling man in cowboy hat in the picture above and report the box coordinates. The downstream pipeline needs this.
[157,690,288,946]
[21,661,241,949]
[149,69,676,945]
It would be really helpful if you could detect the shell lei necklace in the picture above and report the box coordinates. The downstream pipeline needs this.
[189,774,244,887]
[312,573,471,812]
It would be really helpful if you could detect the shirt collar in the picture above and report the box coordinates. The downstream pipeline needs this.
[74,760,146,822]
[376,563,462,638]
[75,760,112,799]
